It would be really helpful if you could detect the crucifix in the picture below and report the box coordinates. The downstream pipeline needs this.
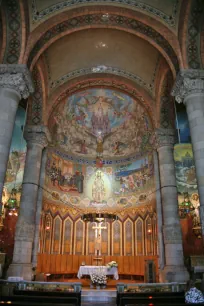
[92,221,107,259]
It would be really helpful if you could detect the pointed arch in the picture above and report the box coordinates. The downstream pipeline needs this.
[124,218,134,256]
[74,219,85,255]
[43,213,52,254]
[135,217,144,255]
[112,220,122,256]
[62,216,73,254]
[51,215,62,254]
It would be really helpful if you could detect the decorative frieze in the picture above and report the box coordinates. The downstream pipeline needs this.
[172,69,204,103]
[163,224,182,244]
[0,65,34,99]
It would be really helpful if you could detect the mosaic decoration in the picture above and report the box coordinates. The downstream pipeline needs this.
[3,0,21,64]
[28,13,179,72]
[49,66,155,96]
[31,0,179,28]
[49,89,154,159]
[174,143,200,226]
[160,72,174,129]
[44,149,155,214]
[187,0,204,69]
[31,66,43,125]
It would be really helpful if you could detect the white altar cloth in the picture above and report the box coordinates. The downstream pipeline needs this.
[77,265,119,280]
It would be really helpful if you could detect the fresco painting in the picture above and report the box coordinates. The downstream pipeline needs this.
[45,150,156,213]
[174,144,200,227]
[49,89,154,158]
[4,107,26,195]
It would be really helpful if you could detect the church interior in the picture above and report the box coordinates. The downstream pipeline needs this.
[0,0,204,305]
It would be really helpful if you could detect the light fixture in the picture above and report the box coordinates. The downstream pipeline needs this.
[81,213,118,223]
[178,192,194,219]
[5,188,19,216]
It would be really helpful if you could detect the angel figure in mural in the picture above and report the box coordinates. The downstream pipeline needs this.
[92,170,106,202]
[113,141,128,155]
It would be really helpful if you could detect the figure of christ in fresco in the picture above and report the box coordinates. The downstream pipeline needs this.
[92,171,106,202]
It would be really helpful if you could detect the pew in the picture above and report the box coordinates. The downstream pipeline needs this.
[116,282,204,306]
[0,280,81,306]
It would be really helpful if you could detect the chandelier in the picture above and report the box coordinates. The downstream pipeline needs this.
[178,192,194,219]
[81,213,118,223]
[4,188,19,216]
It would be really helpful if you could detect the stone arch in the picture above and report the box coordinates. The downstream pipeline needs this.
[23,7,182,76]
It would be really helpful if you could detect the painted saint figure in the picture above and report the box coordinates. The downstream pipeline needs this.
[92,171,106,202]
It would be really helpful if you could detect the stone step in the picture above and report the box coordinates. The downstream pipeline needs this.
[81,288,116,302]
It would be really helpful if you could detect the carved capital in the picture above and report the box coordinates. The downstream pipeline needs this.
[24,125,51,148]
[172,69,204,103]
[155,128,176,148]
[163,224,182,244]
[0,64,34,99]
[15,217,35,242]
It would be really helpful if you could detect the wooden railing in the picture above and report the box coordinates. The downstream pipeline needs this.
[37,254,158,277]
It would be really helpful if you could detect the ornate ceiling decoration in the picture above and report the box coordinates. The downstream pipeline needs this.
[26,12,179,75]
[30,0,180,29]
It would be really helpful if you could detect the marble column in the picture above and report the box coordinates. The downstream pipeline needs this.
[172,70,204,240]
[156,128,189,282]
[32,148,47,266]
[0,65,33,210]
[153,150,165,281]
[7,126,50,280]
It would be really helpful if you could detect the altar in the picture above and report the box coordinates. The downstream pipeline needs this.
[77,265,119,280]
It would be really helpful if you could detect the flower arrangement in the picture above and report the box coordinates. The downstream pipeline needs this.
[106,261,118,268]
[90,273,107,285]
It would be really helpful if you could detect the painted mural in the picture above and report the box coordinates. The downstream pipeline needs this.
[174,144,200,227]
[0,107,26,226]
[44,149,155,214]
[49,89,154,159]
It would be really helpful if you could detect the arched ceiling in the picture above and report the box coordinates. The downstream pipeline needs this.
[45,28,160,95]
[29,0,182,32]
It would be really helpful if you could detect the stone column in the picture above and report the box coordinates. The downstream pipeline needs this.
[7,126,50,280]
[156,128,189,282]
[32,148,47,266]
[0,65,33,209]
[172,70,204,240]
[153,150,165,280]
